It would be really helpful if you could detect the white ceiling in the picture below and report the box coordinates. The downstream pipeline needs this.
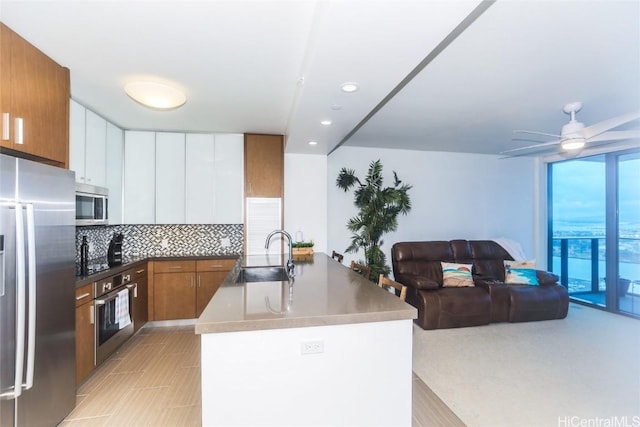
[1,0,639,156]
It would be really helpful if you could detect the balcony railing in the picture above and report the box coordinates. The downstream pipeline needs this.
[551,237,640,312]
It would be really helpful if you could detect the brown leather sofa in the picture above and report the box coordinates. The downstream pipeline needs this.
[391,240,569,330]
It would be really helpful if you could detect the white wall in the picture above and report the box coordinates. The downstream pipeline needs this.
[284,153,328,253]
[327,146,541,271]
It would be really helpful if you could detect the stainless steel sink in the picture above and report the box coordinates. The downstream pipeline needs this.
[236,266,289,283]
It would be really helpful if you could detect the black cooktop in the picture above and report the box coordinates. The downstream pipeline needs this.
[76,257,110,277]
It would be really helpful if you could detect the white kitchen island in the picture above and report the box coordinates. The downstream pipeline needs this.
[195,253,417,427]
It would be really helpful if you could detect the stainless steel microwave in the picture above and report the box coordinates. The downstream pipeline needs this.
[75,183,108,226]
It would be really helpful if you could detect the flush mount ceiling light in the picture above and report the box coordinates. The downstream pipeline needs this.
[320,120,332,126]
[124,81,186,110]
[308,141,318,146]
[340,82,359,93]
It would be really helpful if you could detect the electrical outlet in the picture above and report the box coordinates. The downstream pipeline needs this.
[161,238,169,249]
[301,340,324,355]
[220,237,230,247]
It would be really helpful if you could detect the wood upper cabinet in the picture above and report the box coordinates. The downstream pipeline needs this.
[244,134,283,197]
[75,283,95,385]
[0,23,70,167]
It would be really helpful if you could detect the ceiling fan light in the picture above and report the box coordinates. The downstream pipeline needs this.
[561,138,586,150]
[124,81,186,110]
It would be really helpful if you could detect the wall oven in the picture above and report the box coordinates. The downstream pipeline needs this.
[94,272,134,365]
[76,183,108,226]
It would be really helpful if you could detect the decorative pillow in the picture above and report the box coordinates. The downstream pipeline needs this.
[441,262,474,287]
[504,260,539,285]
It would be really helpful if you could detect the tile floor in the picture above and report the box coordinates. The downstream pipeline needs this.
[60,325,462,426]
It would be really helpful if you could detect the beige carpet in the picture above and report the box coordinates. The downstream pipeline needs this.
[412,304,640,427]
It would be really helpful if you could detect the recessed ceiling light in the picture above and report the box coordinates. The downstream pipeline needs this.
[340,82,359,93]
[320,120,332,126]
[308,141,318,146]
[331,104,342,110]
[124,81,187,110]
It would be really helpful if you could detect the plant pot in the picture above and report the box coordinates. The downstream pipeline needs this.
[618,278,631,297]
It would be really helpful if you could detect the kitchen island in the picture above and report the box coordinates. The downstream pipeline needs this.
[195,253,417,426]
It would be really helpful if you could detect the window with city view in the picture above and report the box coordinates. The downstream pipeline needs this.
[548,150,639,317]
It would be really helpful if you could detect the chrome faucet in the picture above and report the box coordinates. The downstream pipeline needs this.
[265,230,295,277]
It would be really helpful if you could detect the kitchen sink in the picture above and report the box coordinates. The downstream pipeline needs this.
[236,266,290,283]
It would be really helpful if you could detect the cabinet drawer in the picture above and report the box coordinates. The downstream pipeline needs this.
[130,263,149,280]
[196,258,237,272]
[154,260,196,273]
[75,284,94,307]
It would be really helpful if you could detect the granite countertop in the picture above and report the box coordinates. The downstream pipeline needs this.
[75,254,241,287]
[194,253,417,334]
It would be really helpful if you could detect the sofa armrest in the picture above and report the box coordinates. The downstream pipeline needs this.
[536,270,559,285]
[401,275,440,290]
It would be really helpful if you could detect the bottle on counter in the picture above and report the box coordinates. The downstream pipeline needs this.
[80,235,89,276]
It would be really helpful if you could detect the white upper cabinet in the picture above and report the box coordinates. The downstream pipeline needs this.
[122,131,244,225]
[214,133,244,224]
[124,131,155,224]
[69,100,109,187]
[106,122,123,225]
[84,110,107,186]
[69,99,85,181]
[155,132,186,224]
[185,133,215,224]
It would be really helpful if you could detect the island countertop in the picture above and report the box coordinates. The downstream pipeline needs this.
[195,253,417,334]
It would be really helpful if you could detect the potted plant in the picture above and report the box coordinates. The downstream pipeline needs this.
[336,159,412,281]
[292,240,314,256]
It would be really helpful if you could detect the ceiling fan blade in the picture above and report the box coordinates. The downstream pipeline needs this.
[500,138,562,155]
[587,130,640,143]
[582,111,640,139]
[500,145,559,158]
[513,130,560,138]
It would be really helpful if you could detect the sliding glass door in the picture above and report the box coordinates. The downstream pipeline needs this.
[617,152,640,315]
[548,149,639,317]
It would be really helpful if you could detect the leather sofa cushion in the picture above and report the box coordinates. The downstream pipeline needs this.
[401,275,439,290]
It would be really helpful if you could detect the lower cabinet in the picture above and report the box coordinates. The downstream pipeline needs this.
[75,283,95,385]
[132,265,148,333]
[196,259,236,317]
[153,259,235,320]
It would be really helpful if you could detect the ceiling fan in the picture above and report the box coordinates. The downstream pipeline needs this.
[501,102,640,157]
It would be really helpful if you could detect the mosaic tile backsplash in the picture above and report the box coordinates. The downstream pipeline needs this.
[76,224,243,263]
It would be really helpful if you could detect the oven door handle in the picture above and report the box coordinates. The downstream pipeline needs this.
[95,292,118,306]
[126,283,137,298]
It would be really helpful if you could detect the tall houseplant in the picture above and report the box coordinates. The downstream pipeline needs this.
[336,159,412,281]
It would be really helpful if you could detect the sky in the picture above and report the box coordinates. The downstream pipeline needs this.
[551,153,640,229]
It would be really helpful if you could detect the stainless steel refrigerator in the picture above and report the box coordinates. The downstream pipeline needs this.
[0,154,76,426]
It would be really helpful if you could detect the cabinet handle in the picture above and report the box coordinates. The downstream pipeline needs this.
[168,266,183,270]
[76,292,91,301]
[136,269,145,274]
[90,305,94,325]
[2,113,9,140]
[190,276,194,288]
[210,264,223,268]
[198,275,201,288]
[15,118,23,145]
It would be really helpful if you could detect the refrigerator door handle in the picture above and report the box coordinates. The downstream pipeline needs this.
[0,234,4,297]
[24,203,36,390]
[13,203,26,399]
